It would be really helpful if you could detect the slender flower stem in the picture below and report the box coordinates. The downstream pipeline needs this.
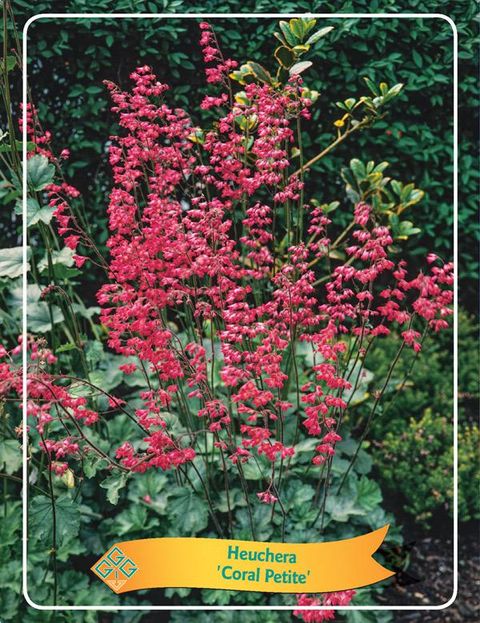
[336,336,408,495]
[292,118,371,177]
[381,326,429,420]
[39,431,57,606]
[236,460,257,540]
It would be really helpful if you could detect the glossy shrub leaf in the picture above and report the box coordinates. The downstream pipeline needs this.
[278,21,296,47]
[305,26,334,46]
[289,61,312,75]
[246,61,273,84]
[288,19,306,41]
[350,158,366,179]
[274,45,295,69]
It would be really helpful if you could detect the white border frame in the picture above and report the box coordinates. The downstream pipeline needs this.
[22,12,458,613]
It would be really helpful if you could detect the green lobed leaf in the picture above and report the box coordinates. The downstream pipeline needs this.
[0,439,22,475]
[15,197,55,227]
[100,471,128,505]
[29,494,81,547]
[38,246,75,273]
[26,154,55,191]
[168,486,209,535]
[3,55,17,72]
[357,477,383,512]
[0,246,30,279]
[27,301,64,332]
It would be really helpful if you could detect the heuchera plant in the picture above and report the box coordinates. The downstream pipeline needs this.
[96,21,452,490]
[3,18,453,619]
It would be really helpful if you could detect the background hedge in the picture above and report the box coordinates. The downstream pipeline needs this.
[9,0,478,308]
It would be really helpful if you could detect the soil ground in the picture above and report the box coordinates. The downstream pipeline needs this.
[382,519,479,622]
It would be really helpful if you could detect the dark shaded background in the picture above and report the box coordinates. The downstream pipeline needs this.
[10,0,478,310]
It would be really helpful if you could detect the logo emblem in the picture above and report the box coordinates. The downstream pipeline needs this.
[92,546,138,592]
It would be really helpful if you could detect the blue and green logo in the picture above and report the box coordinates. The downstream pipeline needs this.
[93,546,138,591]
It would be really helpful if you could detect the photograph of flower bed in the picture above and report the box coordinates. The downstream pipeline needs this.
[1,4,478,623]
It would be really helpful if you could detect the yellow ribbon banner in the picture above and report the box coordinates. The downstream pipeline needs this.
[91,525,393,594]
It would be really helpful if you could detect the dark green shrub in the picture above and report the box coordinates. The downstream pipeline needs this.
[9,1,477,303]
[458,422,480,522]
[364,310,478,526]
[378,409,479,524]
